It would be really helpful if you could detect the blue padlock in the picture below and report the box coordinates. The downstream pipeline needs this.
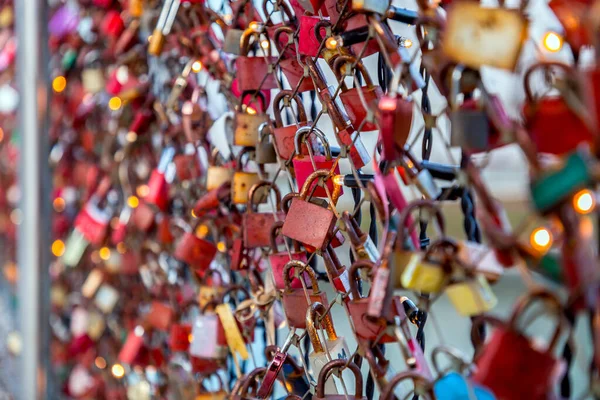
[434,371,496,400]
[431,345,496,400]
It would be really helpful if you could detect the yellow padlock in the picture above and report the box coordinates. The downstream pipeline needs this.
[445,274,497,316]
[231,148,261,205]
[207,148,233,190]
[443,1,528,71]
[129,0,143,18]
[400,256,446,293]
[234,104,269,147]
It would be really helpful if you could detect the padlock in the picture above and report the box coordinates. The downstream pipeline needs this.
[445,273,497,317]
[206,148,233,191]
[146,300,175,331]
[443,0,528,71]
[282,169,341,251]
[272,90,311,162]
[530,147,596,214]
[189,302,228,361]
[333,55,383,132]
[313,359,364,400]
[431,345,496,400]
[298,16,330,58]
[193,182,231,218]
[146,147,175,212]
[72,187,113,247]
[236,28,278,92]
[223,28,246,55]
[347,260,396,342]
[256,333,298,398]
[172,218,218,272]
[398,201,452,293]
[255,123,278,164]
[341,211,379,262]
[174,152,202,182]
[523,62,594,156]
[268,221,310,290]
[231,147,262,205]
[471,288,570,400]
[169,322,192,352]
[148,0,180,56]
[307,303,353,395]
[243,181,285,248]
[448,66,492,153]
[118,325,146,364]
[82,268,104,299]
[292,126,340,198]
[378,94,414,161]
[234,92,269,147]
[273,27,316,92]
[281,260,329,329]
[380,371,435,400]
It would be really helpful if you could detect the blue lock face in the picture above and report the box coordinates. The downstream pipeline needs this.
[434,372,496,400]
[281,363,311,395]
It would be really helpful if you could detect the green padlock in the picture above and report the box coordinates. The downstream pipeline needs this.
[530,149,594,214]
[61,229,89,268]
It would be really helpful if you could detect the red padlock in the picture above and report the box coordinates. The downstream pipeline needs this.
[146,301,175,331]
[292,126,340,198]
[522,62,594,156]
[145,147,175,212]
[333,55,383,132]
[236,28,278,92]
[172,218,218,272]
[242,181,285,249]
[272,90,311,161]
[269,221,310,290]
[273,27,316,93]
[169,323,192,352]
[298,16,330,57]
[118,326,146,364]
[281,260,329,329]
[472,289,569,400]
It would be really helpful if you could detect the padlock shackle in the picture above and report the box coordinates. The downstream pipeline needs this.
[273,26,294,55]
[282,260,319,293]
[262,0,295,27]
[313,19,333,47]
[257,121,273,143]
[508,288,569,352]
[341,211,367,248]
[348,259,375,299]
[316,359,364,398]
[273,90,308,127]
[430,345,471,376]
[380,371,435,400]
[240,90,269,113]
[306,302,337,353]
[240,366,267,396]
[235,146,257,172]
[523,61,575,105]
[332,54,375,89]
[246,180,282,211]
[264,344,305,374]
[209,146,229,167]
[294,126,331,160]
[396,199,445,250]
[299,169,343,208]
[240,27,272,56]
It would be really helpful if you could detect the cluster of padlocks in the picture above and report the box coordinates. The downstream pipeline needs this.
[5,0,600,398]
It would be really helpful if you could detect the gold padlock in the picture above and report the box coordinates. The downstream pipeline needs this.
[443,1,528,71]
[400,255,447,293]
[445,274,497,316]
[129,0,143,18]
[206,148,233,191]
[234,93,269,147]
[231,148,261,205]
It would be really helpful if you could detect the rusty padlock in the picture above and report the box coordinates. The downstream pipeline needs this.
[281,260,329,329]
[272,90,311,162]
[236,27,278,92]
[242,180,285,249]
[282,169,341,251]
[333,54,383,132]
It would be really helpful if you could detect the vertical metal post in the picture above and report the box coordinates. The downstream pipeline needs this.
[15,0,51,398]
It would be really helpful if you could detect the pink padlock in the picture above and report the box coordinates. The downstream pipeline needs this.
[269,221,311,290]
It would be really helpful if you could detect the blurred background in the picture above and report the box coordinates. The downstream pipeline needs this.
[0,0,595,398]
